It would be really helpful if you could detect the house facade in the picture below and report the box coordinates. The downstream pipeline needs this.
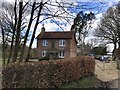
[36,26,77,60]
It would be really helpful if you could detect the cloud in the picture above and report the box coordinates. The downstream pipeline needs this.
[106,44,114,52]
[90,13,102,29]
[85,12,102,38]
[76,0,119,2]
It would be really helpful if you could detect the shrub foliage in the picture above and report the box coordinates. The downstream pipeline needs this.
[2,56,95,88]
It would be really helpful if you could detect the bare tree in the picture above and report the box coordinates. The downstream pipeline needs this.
[95,2,120,69]
[0,22,5,65]
[0,1,29,63]
[8,1,17,63]
[95,4,119,60]
[0,2,15,64]
[19,1,36,62]
[12,0,23,62]
[25,1,44,62]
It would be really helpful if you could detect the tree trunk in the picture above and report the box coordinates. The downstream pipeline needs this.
[7,0,17,64]
[112,42,117,60]
[117,42,120,69]
[19,2,36,62]
[12,1,23,62]
[1,26,5,65]
[25,2,43,62]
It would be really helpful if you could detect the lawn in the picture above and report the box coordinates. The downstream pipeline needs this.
[60,75,102,88]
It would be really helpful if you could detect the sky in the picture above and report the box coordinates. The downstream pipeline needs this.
[0,0,120,52]
[30,0,119,50]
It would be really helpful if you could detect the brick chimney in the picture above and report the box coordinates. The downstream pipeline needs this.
[41,24,45,33]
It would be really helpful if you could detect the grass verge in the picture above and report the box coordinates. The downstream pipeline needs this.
[59,75,101,88]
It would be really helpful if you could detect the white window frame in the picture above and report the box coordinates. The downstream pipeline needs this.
[59,40,65,46]
[42,51,47,57]
[42,40,48,46]
[58,51,65,58]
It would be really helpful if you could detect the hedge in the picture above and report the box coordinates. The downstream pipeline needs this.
[2,56,95,88]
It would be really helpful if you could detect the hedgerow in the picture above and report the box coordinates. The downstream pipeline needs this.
[2,56,95,88]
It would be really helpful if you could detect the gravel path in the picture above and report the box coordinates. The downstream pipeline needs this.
[95,60,120,88]
[109,79,119,89]
[95,60,119,82]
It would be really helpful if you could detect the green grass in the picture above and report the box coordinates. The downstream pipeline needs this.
[0,60,2,67]
[60,75,101,88]
[0,59,9,66]
[0,48,2,66]
[0,50,2,89]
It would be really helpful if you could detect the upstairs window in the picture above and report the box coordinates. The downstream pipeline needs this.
[42,40,48,46]
[42,51,47,57]
[58,51,65,58]
[59,40,65,46]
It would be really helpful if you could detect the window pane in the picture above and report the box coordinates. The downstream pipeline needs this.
[58,51,65,58]
[63,40,65,46]
[42,51,47,57]
[42,40,48,46]
[59,40,65,46]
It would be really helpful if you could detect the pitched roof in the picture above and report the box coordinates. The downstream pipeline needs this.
[37,31,74,39]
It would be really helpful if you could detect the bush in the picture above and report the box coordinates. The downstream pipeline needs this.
[2,56,95,88]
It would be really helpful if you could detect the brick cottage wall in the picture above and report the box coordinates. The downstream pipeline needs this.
[70,35,77,58]
[2,56,95,88]
[37,39,71,59]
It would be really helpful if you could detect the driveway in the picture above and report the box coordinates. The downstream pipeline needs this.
[95,60,119,81]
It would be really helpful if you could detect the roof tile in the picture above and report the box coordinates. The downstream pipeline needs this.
[37,31,74,39]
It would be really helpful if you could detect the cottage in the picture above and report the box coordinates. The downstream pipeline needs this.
[36,25,77,60]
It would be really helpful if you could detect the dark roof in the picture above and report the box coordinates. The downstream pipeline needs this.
[37,31,74,39]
